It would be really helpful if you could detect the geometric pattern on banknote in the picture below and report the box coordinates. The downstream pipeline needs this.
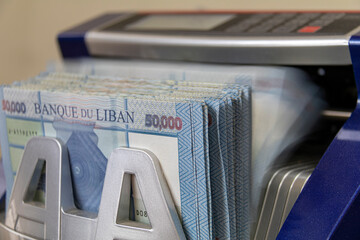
[226,97,237,240]
[220,89,248,240]
[236,88,251,240]
[192,103,211,240]
[175,102,198,240]
[234,97,244,239]
[206,100,231,239]
[221,98,234,239]
[202,102,212,238]
[243,89,251,240]
[215,99,233,239]
[221,87,249,239]
[66,130,107,213]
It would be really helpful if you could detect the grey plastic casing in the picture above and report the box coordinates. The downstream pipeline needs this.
[1,137,185,240]
[85,14,360,66]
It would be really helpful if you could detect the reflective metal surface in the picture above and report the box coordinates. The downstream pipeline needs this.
[254,164,314,240]
[86,32,353,65]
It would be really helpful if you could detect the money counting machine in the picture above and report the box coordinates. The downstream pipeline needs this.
[2,11,360,240]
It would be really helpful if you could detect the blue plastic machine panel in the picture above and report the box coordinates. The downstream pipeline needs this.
[58,13,122,58]
[277,34,360,240]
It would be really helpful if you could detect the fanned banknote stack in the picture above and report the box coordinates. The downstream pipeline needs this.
[0,60,324,239]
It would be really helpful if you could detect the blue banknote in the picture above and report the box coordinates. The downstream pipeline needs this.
[0,83,210,240]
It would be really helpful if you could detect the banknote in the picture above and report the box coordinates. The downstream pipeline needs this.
[34,70,251,239]
[53,59,320,238]
[7,59,322,240]
[13,72,253,239]
[0,83,211,240]
[55,62,252,238]
[9,72,257,239]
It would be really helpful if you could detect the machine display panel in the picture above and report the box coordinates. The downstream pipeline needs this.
[101,12,360,36]
[125,14,235,31]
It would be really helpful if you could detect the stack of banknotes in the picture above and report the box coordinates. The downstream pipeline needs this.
[0,60,324,239]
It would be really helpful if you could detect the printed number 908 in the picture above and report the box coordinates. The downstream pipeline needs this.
[136,210,148,218]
